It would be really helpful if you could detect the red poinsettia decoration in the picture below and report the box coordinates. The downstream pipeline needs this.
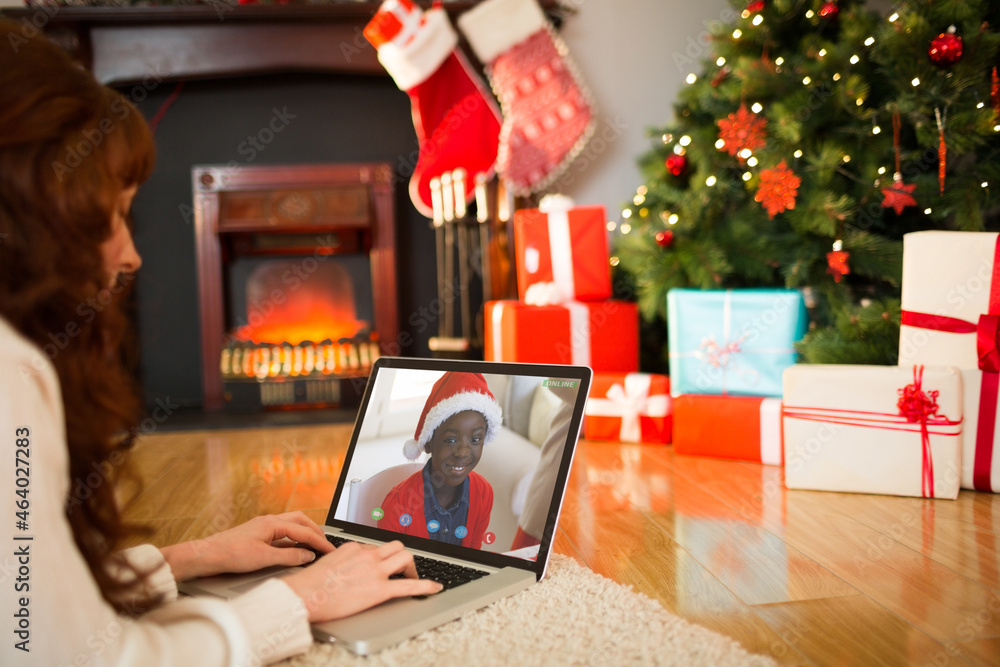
[717,104,767,158]
[881,173,917,214]
[755,160,800,218]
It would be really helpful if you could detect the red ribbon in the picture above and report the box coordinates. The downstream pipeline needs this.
[782,366,960,498]
[897,365,939,498]
[899,235,1000,492]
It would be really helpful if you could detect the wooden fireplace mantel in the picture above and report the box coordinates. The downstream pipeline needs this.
[1,2,562,86]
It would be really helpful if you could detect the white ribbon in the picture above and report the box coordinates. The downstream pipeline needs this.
[490,301,511,361]
[758,398,782,465]
[565,301,591,366]
[585,373,671,442]
[545,208,576,302]
[524,281,569,306]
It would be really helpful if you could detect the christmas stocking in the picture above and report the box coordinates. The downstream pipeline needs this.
[458,0,596,196]
[364,0,502,218]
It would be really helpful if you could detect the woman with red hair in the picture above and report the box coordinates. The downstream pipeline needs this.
[0,21,440,665]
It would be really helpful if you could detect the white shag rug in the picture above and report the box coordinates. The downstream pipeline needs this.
[280,554,776,667]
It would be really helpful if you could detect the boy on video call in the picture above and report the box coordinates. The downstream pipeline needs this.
[377,372,500,547]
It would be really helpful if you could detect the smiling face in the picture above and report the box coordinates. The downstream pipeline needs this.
[425,410,487,491]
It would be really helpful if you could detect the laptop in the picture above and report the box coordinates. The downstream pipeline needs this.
[179,356,592,655]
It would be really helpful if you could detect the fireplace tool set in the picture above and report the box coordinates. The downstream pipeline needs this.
[427,168,514,358]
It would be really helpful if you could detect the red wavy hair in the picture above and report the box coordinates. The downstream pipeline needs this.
[0,20,157,611]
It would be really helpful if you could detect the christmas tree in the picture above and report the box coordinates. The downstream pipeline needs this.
[613,0,1000,369]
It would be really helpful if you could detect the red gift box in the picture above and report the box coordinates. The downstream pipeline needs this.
[514,205,611,303]
[584,373,672,444]
[673,394,783,465]
[484,300,638,372]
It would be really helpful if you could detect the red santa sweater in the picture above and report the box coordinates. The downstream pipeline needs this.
[378,469,494,548]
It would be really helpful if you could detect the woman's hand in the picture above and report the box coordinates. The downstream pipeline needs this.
[160,512,335,581]
[282,540,443,622]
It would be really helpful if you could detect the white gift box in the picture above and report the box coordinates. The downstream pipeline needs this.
[899,231,1000,369]
[783,364,963,499]
[899,231,1000,493]
[958,369,1000,492]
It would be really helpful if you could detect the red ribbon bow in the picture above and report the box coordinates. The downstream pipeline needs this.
[897,365,938,498]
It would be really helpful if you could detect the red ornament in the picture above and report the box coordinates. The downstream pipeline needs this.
[881,173,917,215]
[826,241,850,283]
[717,104,767,158]
[746,0,765,14]
[655,230,674,248]
[754,160,800,218]
[819,2,839,19]
[992,66,1000,118]
[928,27,963,67]
[665,154,688,176]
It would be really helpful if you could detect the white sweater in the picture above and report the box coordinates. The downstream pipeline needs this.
[0,316,314,666]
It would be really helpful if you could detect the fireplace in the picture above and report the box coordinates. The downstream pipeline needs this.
[15,4,540,416]
[194,162,398,411]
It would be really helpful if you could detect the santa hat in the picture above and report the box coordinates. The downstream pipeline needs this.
[403,372,503,460]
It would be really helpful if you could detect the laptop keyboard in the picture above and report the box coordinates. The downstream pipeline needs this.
[304,535,489,592]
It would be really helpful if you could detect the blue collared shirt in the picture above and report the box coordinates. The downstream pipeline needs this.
[422,459,470,545]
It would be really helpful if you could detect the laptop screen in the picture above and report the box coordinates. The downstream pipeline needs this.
[326,357,591,576]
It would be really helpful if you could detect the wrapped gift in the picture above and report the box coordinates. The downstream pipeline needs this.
[514,204,611,303]
[673,394,783,464]
[584,372,671,444]
[783,364,963,499]
[899,231,1000,493]
[958,369,1000,493]
[485,300,638,372]
[667,288,808,397]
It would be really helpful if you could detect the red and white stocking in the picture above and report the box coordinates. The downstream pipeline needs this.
[458,0,596,196]
[365,0,502,218]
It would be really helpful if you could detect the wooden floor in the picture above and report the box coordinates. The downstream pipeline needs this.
[121,423,1000,666]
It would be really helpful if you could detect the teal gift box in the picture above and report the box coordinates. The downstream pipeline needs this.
[667,288,808,397]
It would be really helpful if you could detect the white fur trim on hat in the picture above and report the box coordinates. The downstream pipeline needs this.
[409,389,503,459]
[457,0,547,65]
[377,8,459,91]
